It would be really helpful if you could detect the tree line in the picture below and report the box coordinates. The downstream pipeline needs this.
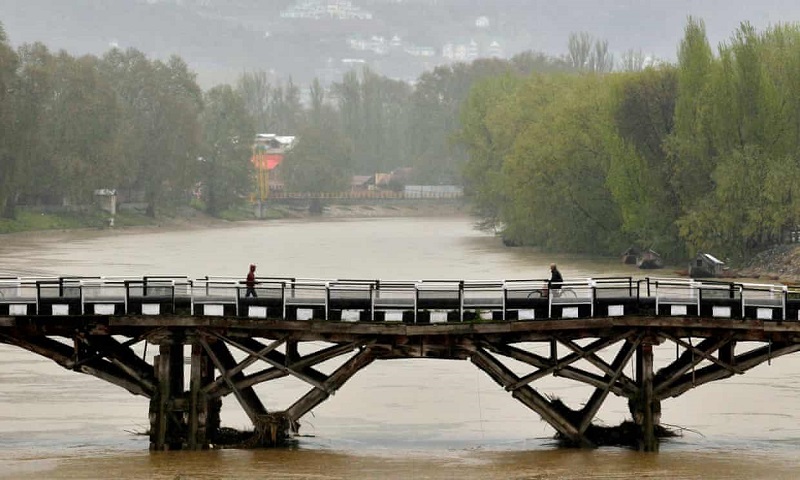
[0,25,254,217]
[0,20,580,220]
[460,18,800,263]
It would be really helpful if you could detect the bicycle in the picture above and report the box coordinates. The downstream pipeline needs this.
[526,287,577,299]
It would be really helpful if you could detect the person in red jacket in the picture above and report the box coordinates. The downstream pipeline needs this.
[245,264,257,298]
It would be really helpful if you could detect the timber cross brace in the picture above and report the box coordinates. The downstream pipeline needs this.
[3,321,800,453]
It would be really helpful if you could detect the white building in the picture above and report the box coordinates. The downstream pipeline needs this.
[281,1,373,20]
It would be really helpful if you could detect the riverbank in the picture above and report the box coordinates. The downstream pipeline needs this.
[736,244,800,283]
[0,201,469,235]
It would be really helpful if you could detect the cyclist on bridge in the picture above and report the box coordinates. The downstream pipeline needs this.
[549,263,563,295]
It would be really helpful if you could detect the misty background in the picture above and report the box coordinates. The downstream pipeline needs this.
[2,0,799,88]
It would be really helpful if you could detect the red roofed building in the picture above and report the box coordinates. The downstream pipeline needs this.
[252,134,296,199]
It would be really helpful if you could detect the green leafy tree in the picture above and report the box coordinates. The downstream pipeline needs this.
[200,85,255,215]
[606,66,682,256]
[281,124,352,193]
[0,22,19,217]
[100,50,203,216]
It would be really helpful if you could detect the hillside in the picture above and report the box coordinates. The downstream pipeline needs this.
[2,0,800,87]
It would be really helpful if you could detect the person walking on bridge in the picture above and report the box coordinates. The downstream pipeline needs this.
[549,263,563,296]
[245,264,257,298]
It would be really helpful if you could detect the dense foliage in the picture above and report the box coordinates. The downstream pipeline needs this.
[460,19,800,263]
[0,19,571,219]
[0,34,249,218]
[3,17,798,263]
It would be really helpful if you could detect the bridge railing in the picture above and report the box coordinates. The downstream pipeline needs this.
[373,280,416,322]
[739,282,787,321]
[2,275,800,323]
[125,276,190,315]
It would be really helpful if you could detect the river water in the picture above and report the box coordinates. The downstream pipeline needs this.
[0,216,798,479]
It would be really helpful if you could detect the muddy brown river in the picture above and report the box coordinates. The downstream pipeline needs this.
[0,216,798,479]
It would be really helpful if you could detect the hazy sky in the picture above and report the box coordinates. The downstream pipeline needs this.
[2,0,800,85]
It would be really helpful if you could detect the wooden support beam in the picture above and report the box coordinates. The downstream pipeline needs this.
[654,336,734,396]
[149,339,185,451]
[1,333,153,397]
[719,340,736,366]
[188,342,214,450]
[471,348,590,447]
[84,335,156,395]
[484,341,633,397]
[579,336,640,434]
[657,342,800,400]
[507,333,632,391]
[199,337,267,424]
[286,340,299,365]
[285,347,375,421]
[661,333,742,374]
[635,341,658,452]
[207,341,360,399]
[556,335,639,393]
[203,335,287,394]
[0,333,74,368]
[207,332,329,392]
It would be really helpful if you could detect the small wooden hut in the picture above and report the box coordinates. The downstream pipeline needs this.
[621,246,641,265]
[689,252,725,278]
[636,249,663,269]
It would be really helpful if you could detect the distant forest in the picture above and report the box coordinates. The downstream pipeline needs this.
[2,18,800,263]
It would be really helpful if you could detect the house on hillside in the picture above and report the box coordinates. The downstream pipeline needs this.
[690,252,726,278]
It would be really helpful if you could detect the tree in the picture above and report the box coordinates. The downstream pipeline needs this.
[567,32,592,70]
[607,67,682,256]
[619,49,648,72]
[237,70,272,132]
[0,22,19,217]
[281,124,352,193]
[200,85,255,215]
[100,50,203,216]
[663,17,715,210]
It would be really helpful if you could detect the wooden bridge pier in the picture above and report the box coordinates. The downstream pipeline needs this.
[633,338,660,452]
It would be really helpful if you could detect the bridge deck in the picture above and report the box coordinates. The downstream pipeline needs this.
[0,275,796,325]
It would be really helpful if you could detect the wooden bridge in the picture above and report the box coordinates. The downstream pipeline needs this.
[1,275,799,452]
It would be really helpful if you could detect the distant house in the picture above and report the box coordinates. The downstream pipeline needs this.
[636,249,663,269]
[351,175,372,191]
[251,134,296,198]
[280,0,373,20]
[621,246,641,265]
[690,252,726,278]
